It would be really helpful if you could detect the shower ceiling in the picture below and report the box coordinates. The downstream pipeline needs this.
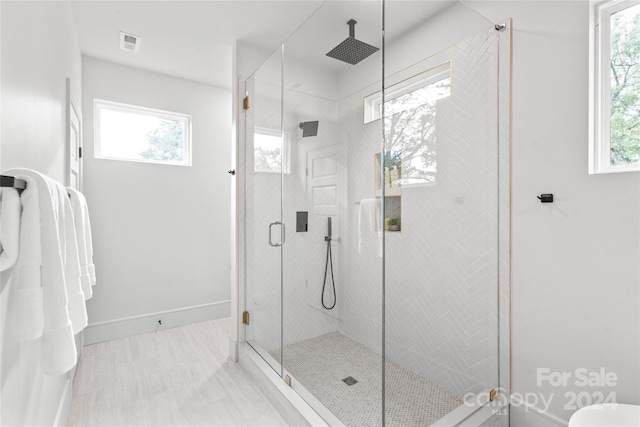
[285,0,456,72]
[70,1,455,89]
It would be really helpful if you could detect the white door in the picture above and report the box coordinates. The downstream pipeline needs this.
[305,144,343,316]
[67,78,83,191]
[306,145,342,217]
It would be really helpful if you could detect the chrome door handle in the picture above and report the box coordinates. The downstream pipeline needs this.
[268,221,284,247]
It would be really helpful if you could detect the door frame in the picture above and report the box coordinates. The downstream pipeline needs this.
[66,77,83,191]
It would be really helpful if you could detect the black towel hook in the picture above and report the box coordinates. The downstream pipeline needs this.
[537,194,554,203]
[0,175,27,192]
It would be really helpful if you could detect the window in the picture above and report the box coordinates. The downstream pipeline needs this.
[364,62,451,186]
[94,100,191,166]
[591,0,640,173]
[254,128,290,173]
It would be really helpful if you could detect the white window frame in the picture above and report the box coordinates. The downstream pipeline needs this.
[253,127,291,174]
[94,99,192,166]
[590,0,640,174]
[363,61,451,124]
[363,62,451,188]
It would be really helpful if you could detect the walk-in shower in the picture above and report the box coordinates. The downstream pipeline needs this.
[239,1,511,425]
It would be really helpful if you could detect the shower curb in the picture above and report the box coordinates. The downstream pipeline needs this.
[237,343,329,427]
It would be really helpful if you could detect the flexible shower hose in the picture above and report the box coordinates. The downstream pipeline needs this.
[322,237,336,310]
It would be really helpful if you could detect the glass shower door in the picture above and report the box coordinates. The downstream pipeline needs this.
[279,2,385,425]
[243,48,284,374]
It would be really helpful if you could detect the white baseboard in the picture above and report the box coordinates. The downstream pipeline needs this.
[83,300,230,345]
[510,399,568,426]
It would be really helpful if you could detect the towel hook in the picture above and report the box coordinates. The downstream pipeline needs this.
[0,175,27,192]
[537,194,554,203]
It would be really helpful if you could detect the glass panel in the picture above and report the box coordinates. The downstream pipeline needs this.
[244,48,284,375]
[610,2,640,165]
[384,2,509,424]
[280,2,384,425]
[254,128,290,174]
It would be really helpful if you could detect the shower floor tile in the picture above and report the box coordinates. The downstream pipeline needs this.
[273,332,462,427]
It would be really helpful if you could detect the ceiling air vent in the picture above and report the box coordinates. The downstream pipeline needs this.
[120,32,141,53]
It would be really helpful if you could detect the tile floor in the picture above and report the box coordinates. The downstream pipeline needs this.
[272,332,462,427]
[67,318,289,426]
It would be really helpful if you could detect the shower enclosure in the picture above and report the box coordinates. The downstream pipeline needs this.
[238,1,511,425]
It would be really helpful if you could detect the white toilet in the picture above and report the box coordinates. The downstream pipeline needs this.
[568,403,640,426]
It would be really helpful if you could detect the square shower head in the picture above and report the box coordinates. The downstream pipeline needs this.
[300,121,319,137]
[326,37,379,65]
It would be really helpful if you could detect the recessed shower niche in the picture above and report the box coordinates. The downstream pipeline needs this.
[238,1,511,425]
[374,152,402,231]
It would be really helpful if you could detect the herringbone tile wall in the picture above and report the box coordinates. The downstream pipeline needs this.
[338,28,506,398]
[339,82,385,356]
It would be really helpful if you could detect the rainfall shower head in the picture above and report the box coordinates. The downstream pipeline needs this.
[326,19,379,65]
[299,121,319,137]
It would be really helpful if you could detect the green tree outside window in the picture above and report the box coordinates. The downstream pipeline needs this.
[140,119,185,162]
[610,4,640,165]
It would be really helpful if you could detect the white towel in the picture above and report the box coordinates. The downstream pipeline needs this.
[5,173,45,341]
[5,169,77,375]
[66,188,95,299]
[358,198,382,257]
[0,188,21,272]
[59,185,87,334]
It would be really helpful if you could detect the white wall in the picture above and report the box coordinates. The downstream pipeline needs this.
[0,1,81,425]
[81,57,231,343]
[0,1,81,181]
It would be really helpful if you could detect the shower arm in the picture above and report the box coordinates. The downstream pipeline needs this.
[348,19,356,38]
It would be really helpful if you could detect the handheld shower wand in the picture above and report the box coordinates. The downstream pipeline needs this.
[322,217,336,310]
